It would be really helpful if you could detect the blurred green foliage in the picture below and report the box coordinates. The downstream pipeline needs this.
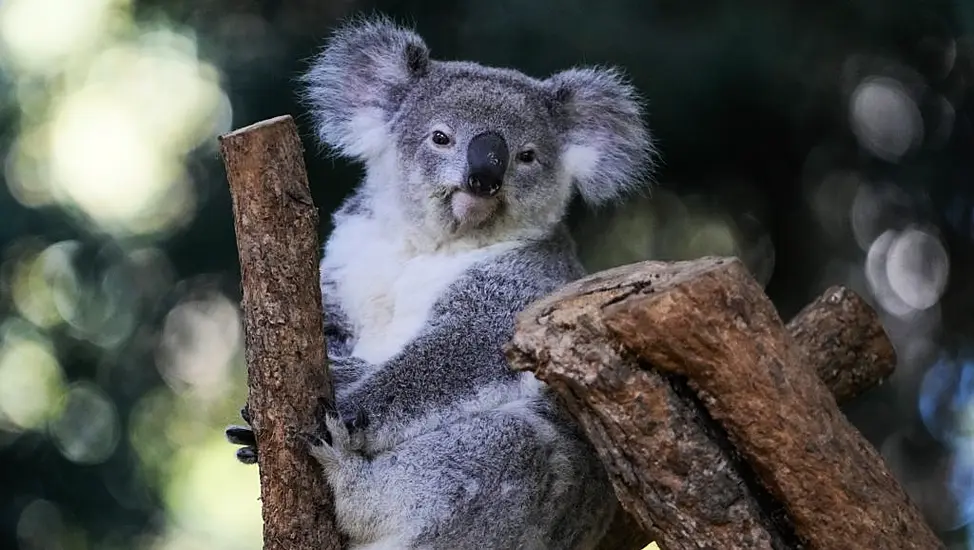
[1,0,973,548]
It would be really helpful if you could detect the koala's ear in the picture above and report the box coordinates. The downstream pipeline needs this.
[300,16,430,161]
[545,67,656,205]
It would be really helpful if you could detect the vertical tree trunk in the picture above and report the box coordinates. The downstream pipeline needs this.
[220,115,344,550]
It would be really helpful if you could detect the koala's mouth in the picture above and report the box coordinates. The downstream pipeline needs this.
[446,189,501,230]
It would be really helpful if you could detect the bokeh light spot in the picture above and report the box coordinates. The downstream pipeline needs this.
[49,381,120,465]
[809,171,862,240]
[685,218,739,259]
[4,21,230,239]
[0,0,130,73]
[885,227,949,311]
[865,230,916,318]
[129,388,177,486]
[10,240,82,329]
[849,76,923,162]
[920,358,974,445]
[4,128,57,208]
[16,499,65,550]
[0,319,67,431]
[157,293,241,400]
[949,438,974,530]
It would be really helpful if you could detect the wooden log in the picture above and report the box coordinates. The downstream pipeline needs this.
[787,285,896,403]
[593,280,899,549]
[508,257,939,550]
[220,115,344,550]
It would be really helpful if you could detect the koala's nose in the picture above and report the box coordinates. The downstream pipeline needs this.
[465,131,509,197]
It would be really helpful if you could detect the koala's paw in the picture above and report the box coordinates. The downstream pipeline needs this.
[226,405,258,465]
[300,412,354,473]
[300,398,371,471]
[343,408,370,451]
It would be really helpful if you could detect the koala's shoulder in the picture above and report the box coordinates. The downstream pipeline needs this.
[447,227,587,310]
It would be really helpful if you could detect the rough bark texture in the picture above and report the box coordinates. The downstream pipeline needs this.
[592,280,900,549]
[508,257,941,550]
[787,285,896,403]
[220,115,344,550]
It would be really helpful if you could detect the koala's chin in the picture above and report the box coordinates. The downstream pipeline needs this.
[420,184,503,241]
[448,189,500,232]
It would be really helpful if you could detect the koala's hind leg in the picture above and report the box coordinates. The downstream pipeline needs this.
[306,410,614,550]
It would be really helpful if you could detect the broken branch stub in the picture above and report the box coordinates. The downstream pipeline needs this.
[787,285,896,402]
[220,115,344,550]
[507,257,940,550]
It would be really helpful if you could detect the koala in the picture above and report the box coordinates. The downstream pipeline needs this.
[225,15,655,550]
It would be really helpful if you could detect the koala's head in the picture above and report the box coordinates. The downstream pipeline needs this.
[302,16,655,245]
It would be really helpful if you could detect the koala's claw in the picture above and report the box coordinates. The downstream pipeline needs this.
[344,408,369,433]
[226,423,259,465]
[301,413,356,473]
[236,446,258,464]
[226,425,256,446]
[296,430,330,448]
[305,411,346,450]
[314,396,339,423]
[228,405,258,465]
[312,396,369,443]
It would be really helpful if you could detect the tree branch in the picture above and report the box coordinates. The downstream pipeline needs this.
[508,257,939,550]
[787,285,896,403]
[220,115,344,550]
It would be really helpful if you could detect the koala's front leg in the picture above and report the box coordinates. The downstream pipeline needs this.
[226,270,366,466]
[226,385,371,466]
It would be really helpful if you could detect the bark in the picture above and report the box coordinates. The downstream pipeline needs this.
[508,257,940,550]
[220,115,344,550]
[787,285,896,403]
[593,279,900,549]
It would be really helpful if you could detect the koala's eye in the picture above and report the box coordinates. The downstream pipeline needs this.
[516,150,536,164]
[431,131,451,146]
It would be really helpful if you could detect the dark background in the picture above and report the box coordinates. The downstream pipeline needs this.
[1,0,973,548]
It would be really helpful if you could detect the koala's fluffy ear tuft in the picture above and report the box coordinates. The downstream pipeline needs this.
[300,15,430,161]
[545,67,656,205]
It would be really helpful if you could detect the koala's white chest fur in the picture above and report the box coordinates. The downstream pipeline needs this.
[323,214,513,365]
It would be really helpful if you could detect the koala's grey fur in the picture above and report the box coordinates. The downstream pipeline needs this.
[228,14,655,550]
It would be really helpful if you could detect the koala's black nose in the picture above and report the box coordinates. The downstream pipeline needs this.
[465,131,509,197]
